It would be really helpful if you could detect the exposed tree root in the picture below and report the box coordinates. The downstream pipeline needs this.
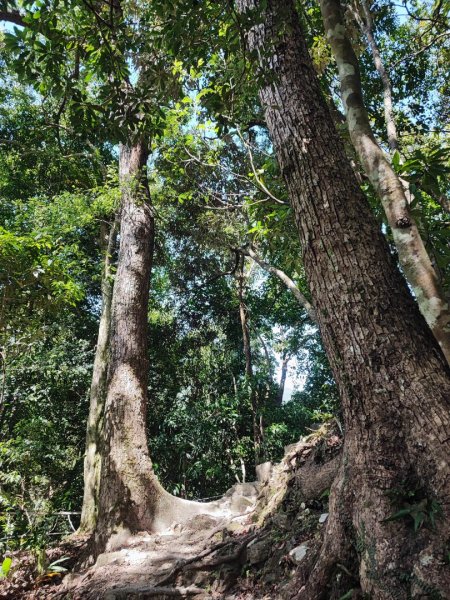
[0,424,349,599]
[155,531,258,588]
[293,461,355,600]
[104,584,206,599]
[294,429,450,600]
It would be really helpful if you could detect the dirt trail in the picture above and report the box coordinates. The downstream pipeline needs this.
[1,424,342,599]
[62,484,261,599]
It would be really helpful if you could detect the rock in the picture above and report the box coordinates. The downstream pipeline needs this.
[221,481,259,514]
[256,461,273,483]
[246,538,271,565]
[289,543,308,564]
[319,513,329,524]
[185,514,219,532]
[224,482,259,498]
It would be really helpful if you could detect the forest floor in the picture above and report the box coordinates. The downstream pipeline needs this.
[0,422,342,599]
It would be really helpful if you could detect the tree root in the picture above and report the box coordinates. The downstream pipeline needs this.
[155,531,258,588]
[105,584,206,599]
[292,460,356,600]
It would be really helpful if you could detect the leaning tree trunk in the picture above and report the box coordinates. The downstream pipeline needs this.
[320,0,450,364]
[243,245,316,321]
[95,142,215,553]
[353,0,399,152]
[79,218,118,534]
[236,1,450,598]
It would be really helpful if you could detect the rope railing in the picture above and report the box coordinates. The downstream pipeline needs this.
[0,510,82,542]
[1,494,226,543]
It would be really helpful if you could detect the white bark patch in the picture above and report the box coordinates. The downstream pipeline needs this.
[419,554,434,567]
[414,294,444,330]
[393,228,414,246]
[346,106,360,132]
[301,137,311,154]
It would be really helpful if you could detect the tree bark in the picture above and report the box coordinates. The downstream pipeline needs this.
[238,255,253,381]
[276,354,289,406]
[320,0,450,364]
[94,142,216,552]
[237,254,262,464]
[352,0,398,152]
[235,1,450,597]
[79,217,118,534]
[95,141,163,549]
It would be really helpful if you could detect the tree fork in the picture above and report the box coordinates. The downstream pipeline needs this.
[235,0,450,596]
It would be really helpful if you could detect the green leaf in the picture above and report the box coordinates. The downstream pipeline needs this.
[392,150,401,170]
[382,507,414,522]
[0,557,12,578]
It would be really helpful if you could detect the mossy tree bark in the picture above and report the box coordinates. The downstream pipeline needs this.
[92,142,225,552]
[236,0,450,597]
[79,218,118,534]
[320,0,450,364]
[95,141,165,550]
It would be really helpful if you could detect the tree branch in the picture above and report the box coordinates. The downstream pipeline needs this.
[0,9,26,27]
[240,246,316,322]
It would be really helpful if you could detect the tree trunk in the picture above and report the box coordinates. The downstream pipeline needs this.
[79,217,118,534]
[320,0,450,364]
[94,142,216,553]
[276,354,289,406]
[237,254,262,464]
[236,1,450,597]
[352,0,399,152]
[95,141,162,549]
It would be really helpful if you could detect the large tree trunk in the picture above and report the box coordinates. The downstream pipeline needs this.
[95,142,216,553]
[95,141,162,549]
[320,0,450,364]
[79,218,118,534]
[236,1,450,597]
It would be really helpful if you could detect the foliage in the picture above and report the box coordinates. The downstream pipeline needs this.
[384,485,443,531]
[0,557,12,578]
[0,0,448,555]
